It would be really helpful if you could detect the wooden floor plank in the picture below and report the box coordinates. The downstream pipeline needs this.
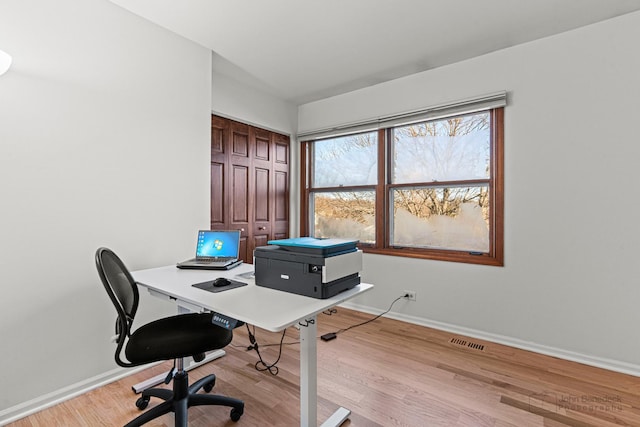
[7,308,640,426]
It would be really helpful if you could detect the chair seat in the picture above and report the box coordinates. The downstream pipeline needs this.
[126,312,232,364]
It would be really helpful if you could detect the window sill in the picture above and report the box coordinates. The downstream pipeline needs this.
[361,247,504,266]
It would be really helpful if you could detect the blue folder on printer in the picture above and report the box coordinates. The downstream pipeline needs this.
[266,237,358,257]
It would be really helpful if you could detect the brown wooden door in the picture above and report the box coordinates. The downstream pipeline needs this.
[210,115,289,264]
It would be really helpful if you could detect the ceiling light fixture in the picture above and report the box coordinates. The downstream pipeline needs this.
[0,49,13,76]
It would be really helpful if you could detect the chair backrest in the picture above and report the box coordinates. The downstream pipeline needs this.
[95,247,139,367]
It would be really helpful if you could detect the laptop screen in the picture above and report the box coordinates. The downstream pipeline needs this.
[196,230,240,258]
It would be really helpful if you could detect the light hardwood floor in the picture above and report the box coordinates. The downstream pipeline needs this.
[8,308,640,426]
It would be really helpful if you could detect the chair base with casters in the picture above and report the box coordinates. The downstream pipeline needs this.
[128,358,244,427]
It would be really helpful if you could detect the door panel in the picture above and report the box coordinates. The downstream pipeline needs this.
[211,163,225,225]
[275,170,287,221]
[255,134,270,160]
[272,134,290,240]
[275,140,288,164]
[232,130,249,157]
[254,167,270,222]
[250,127,275,258]
[228,122,251,261]
[253,234,269,250]
[211,126,224,154]
[232,165,249,224]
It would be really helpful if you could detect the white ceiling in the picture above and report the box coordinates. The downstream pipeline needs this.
[110,0,640,105]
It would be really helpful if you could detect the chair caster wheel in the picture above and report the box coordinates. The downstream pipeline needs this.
[230,407,243,421]
[203,378,215,393]
[136,396,150,410]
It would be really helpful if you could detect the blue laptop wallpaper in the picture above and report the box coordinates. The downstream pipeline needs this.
[196,230,240,258]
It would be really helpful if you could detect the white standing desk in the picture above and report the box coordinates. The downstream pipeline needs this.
[131,263,373,427]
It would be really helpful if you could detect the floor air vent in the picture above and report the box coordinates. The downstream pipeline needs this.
[449,337,485,351]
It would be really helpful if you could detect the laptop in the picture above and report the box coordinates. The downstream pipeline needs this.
[177,230,242,270]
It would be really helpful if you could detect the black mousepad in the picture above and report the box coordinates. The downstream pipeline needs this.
[192,278,248,293]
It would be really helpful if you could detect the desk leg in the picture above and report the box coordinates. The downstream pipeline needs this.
[299,317,318,426]
[299,316,351,427]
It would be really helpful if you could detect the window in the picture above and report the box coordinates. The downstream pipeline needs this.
[308,131,378,244]
[301,104,504,266]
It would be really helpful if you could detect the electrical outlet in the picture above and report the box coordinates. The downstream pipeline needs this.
[403,290,417,301]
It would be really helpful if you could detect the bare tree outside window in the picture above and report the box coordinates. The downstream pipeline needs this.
[313,191,376,243]
[390,113,491,252]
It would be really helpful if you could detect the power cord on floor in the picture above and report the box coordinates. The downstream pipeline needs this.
[240,295,405,373]
[320,294,405,341]
[245,324,288,375]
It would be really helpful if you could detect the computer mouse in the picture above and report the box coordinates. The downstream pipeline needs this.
[212,277,231,287]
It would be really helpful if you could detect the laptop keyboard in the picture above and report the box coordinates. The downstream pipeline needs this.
[197,257,235,263]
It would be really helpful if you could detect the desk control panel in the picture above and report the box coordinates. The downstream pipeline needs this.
[211,312,243,330]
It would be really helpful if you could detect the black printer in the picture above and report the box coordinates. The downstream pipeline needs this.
[254,237,362,299]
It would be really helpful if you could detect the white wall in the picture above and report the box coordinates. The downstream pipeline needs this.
[299,11,640,373]
[0,0,212,420]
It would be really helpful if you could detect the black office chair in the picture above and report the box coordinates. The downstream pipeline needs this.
[95,247,244,427]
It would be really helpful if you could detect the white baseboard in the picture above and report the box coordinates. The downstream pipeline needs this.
[0,363,157,426]
[340,301,640,378]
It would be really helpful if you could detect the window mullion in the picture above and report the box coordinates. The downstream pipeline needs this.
[300,141,310,236]
[376,128,386,249]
